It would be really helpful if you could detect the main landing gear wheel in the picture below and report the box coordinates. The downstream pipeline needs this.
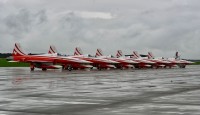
[181,65,186,68]
[97,65,102,70]
[62,65,65,70]
[42,68,47,71]
[67,66,73,71]
[30,67,35,71]
[62,65,73,71]
[97,67,102,70]
[30,65,35,71]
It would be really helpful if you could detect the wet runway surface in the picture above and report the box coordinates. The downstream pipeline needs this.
[0,66,200,115]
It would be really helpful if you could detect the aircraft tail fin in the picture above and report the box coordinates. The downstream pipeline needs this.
[48,45,57,54]
[74,47,83,56]
[132,51,140,59]
[116,50,123,58]
[95,48,103,57]
[175,52,180,59]
[13,43,26,56]
[147,52,154,59]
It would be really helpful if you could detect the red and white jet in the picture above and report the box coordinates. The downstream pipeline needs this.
[95,49,138,69]
[146,52,174,68]
[165,52,194,68]
[48,45,93,70]
[73,47,119,70]
[49,46,118,70]
[7,43,92,71]
[128,51,155,68]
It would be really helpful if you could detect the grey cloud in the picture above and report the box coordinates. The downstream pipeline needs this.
[3,9,47,38]
[0,8,48,52]
[4,9,31,37]
[34,10,48,24]
[0,0,200,59]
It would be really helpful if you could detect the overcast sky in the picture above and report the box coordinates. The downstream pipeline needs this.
[0,0,199,59]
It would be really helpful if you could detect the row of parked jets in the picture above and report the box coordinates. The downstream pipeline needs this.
[6,43,194,71]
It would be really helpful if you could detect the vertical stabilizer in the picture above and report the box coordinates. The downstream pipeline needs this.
[175,52,180,60]
[48,45,57,54]
[74,47,83,55]
[96,49,103,57]
[132,51,141,59]
[116,50,123,58]
[13,43,26,56]
[147,52,154,59]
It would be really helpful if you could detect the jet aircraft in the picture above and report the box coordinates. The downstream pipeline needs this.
[7,43,92,71]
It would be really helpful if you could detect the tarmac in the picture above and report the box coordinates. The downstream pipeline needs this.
[0,66,200,115]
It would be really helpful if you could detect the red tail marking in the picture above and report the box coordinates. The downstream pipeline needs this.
[48,45,57,54]
[13,43,26,56]
[74,47,83,55]
[148,52,154,59]
[133,51,140,59]
[116,50,123,58]
[147,54,151,59]
[96,49,103,57]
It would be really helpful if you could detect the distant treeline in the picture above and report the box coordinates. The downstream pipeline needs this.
[0,53,11,58]
[187,59,200,62]
[0,53,44,58]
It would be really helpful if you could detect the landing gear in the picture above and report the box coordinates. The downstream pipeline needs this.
[179,65,186,68]
[30,67,35,71]
[42,68,47,71]
[67,66,73,71]
[97,67,102,70]
[30,64,35,71]
[97,65,102,70]
[120,66,125,70]
[62,65,73,71]
[151,65,157,69]
[62,65,65,70]
[178,64,186,68]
